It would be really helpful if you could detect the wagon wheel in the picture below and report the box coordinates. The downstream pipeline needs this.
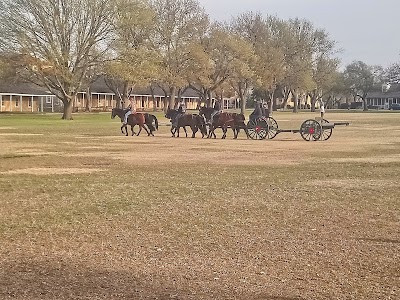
[300,119,322,141]
[266,117,279,139]
[320,119,333,141]
[247,118,268,140]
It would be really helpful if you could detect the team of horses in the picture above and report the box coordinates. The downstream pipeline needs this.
[111,107,252,139]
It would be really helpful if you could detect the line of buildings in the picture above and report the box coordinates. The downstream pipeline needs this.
[0,78,240,113]
[1,79,400,113]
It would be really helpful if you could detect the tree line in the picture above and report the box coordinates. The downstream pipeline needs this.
[0,0,399,119]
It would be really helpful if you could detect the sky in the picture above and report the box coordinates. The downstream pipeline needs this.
[198,0,400,69]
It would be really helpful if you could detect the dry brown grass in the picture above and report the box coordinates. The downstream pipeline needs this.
[0,111,399,299]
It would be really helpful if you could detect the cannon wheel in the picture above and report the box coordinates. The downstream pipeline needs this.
[247,118,268,140]
[266,117,279,139]
[320,119,333,141]
[300,119,322,141]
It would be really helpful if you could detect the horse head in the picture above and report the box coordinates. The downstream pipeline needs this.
[165,109,177,120]
[198,106,213,122]
[111,108,118,119]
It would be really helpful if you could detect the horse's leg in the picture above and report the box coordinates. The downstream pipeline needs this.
[232,126,238,139]
[145,124,151,136]
[136,125,142,136]
[140,124,150,136]
[212,126,217,139]
[171,127,175,137]
[207,125,213,138]
[191,124,197,138]
[222,125,228,139]
[183,126,188,138]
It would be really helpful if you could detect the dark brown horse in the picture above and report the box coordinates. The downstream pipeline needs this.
[199,107,248,139]
[111,108,151,136]
[165,109,207,138]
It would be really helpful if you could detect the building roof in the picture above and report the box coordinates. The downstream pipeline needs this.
[367,91,400,98]
[366,83,400,98]
[0,77,201,98]
[90,77,200,98]
[0,82,52,95]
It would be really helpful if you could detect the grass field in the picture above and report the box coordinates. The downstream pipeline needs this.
[0,111,399,299]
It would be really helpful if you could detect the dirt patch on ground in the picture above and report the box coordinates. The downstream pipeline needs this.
[0,127,17,130]
[0,133,43,136]
[306,178,396,189]
[328,155,400,163]
[1,167,104,175]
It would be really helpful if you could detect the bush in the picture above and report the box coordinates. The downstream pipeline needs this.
[350,102,363,109]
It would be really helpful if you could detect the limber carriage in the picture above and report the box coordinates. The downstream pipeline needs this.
[247,116,350,141]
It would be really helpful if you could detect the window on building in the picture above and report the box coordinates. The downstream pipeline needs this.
[15,99,19,107]
[46,96,52,104]
[28,98,32,107]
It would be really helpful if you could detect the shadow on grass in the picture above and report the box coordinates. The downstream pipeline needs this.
[1,258,181,299]
[0,258,307,300]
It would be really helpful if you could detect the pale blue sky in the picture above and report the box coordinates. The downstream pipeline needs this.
[198,0,400,69]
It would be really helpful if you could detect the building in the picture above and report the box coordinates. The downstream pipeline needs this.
[0,82,61,113]
[365,84,400,109]
[0,79,207,113]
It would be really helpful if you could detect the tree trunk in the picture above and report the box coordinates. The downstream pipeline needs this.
[293,91,299,113]
[62,98,74,120]
[272,87,279,111]
[362,98,369,111]
[150,86,157,111]
[207,90,212,107]
[169,86,176,110]
[267,89,274,113]
[311,91,317,112]
[85,87,92,112]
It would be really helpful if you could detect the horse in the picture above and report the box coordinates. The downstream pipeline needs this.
[164,109,207,138]
[111,108,155,136]
[198,107,249,139]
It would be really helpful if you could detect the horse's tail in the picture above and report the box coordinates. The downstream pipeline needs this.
[143,113,154,132]
[195,114,207,135]
[153,115,159,130]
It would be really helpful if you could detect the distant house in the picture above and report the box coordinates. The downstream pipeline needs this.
[73,78,204,111]
[0,82,61,113]
[1,79,236,113]
[366,84,400,109]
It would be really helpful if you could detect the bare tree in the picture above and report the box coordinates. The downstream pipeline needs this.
[0,0,114,119]
[103,0,161,109]
[344,61,375,111]
[151,0,209,111]
[187,23,254,109]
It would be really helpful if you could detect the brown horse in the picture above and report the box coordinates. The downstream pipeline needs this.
[111,108,150,136]
[199,107,248,139]
[165,109,207,138]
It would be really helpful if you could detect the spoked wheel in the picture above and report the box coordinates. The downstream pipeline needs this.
[247,118,268,140]
[300,119,322,141]
[320,119,333,141]
[266,117,279,139]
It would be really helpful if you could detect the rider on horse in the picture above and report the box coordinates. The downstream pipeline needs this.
[209,99,222,125]
[123,98,137,125]
[172,100,186,128]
